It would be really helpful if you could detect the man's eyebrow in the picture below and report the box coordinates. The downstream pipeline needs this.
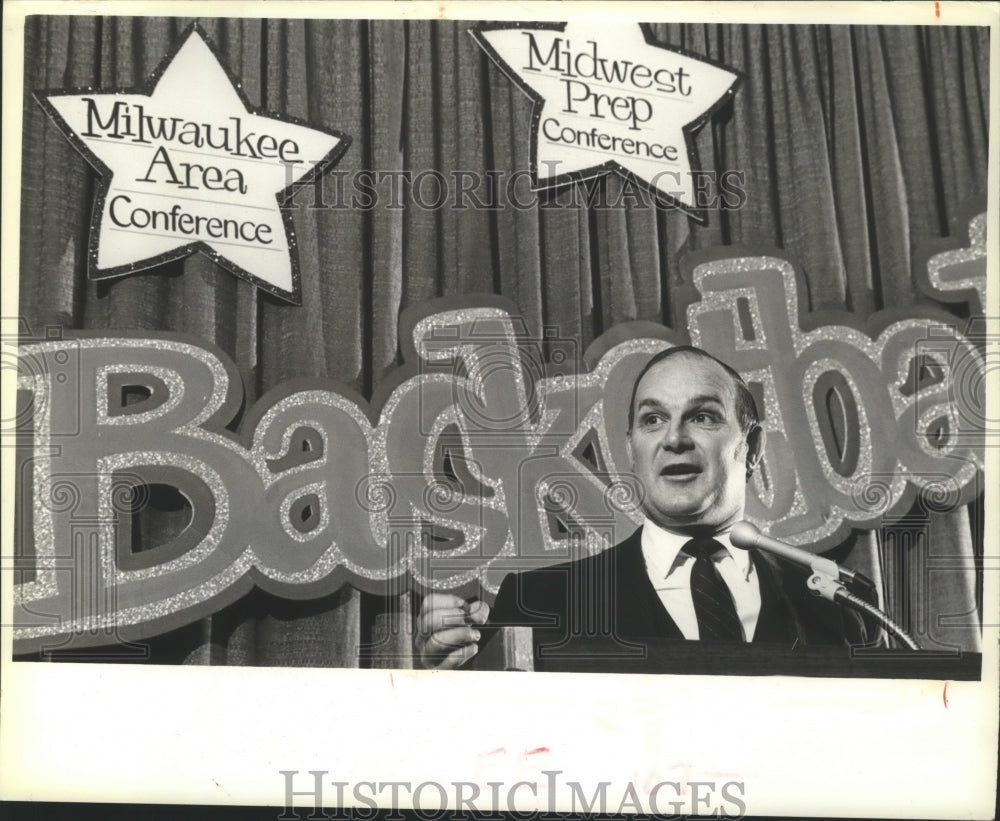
[685,394,727,409]
[637,395,727,408]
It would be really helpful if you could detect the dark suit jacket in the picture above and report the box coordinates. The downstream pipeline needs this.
[487,527,876,666]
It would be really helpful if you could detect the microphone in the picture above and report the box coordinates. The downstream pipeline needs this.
[729,521,875,594]
[730,521,918,650]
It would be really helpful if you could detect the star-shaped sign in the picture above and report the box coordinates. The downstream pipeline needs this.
[471,22,740,218]
[36,24,350,303]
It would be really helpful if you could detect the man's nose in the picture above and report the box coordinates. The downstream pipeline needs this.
[660,419,693,451]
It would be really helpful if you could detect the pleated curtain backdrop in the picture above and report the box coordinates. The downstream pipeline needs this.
[18,16,990,665]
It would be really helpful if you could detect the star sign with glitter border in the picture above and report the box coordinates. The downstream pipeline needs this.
[36,23,351,304]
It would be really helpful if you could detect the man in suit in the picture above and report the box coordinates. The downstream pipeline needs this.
[415,345,874,670]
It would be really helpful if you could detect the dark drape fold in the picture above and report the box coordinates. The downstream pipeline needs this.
[18,18,989,664]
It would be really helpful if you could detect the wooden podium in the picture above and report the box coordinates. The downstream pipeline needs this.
[470,627,982,679]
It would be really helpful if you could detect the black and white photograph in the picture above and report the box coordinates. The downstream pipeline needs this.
[1,1,997,817]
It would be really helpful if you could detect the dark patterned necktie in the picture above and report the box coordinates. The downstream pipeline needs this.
[685,537,744,642]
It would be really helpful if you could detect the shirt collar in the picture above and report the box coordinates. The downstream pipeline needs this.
[639,517,753,582]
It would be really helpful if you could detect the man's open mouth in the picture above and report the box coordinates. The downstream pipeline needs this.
[659,464,701,477]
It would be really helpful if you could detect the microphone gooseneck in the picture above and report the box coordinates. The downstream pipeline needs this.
[730,521,920,651]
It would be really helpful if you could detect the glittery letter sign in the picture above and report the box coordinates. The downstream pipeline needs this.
[681,247,986,545]
[12,255,985,651]
[35,24,350,303]
[470,22,740,217]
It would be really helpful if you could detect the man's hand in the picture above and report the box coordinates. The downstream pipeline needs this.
[414,593,490,669]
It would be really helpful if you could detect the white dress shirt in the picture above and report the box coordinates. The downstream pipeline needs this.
[640,518,762,641]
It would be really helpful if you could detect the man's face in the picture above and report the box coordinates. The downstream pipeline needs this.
[627,353,760,533]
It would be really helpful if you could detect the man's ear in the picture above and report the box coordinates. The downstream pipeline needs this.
[625,430,635,468]
[745,424,765,478]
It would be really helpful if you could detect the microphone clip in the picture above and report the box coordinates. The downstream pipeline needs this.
[806,569,846,603]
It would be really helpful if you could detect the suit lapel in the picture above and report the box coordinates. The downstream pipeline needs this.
[612,529,685,640]
[752,551,808,646]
